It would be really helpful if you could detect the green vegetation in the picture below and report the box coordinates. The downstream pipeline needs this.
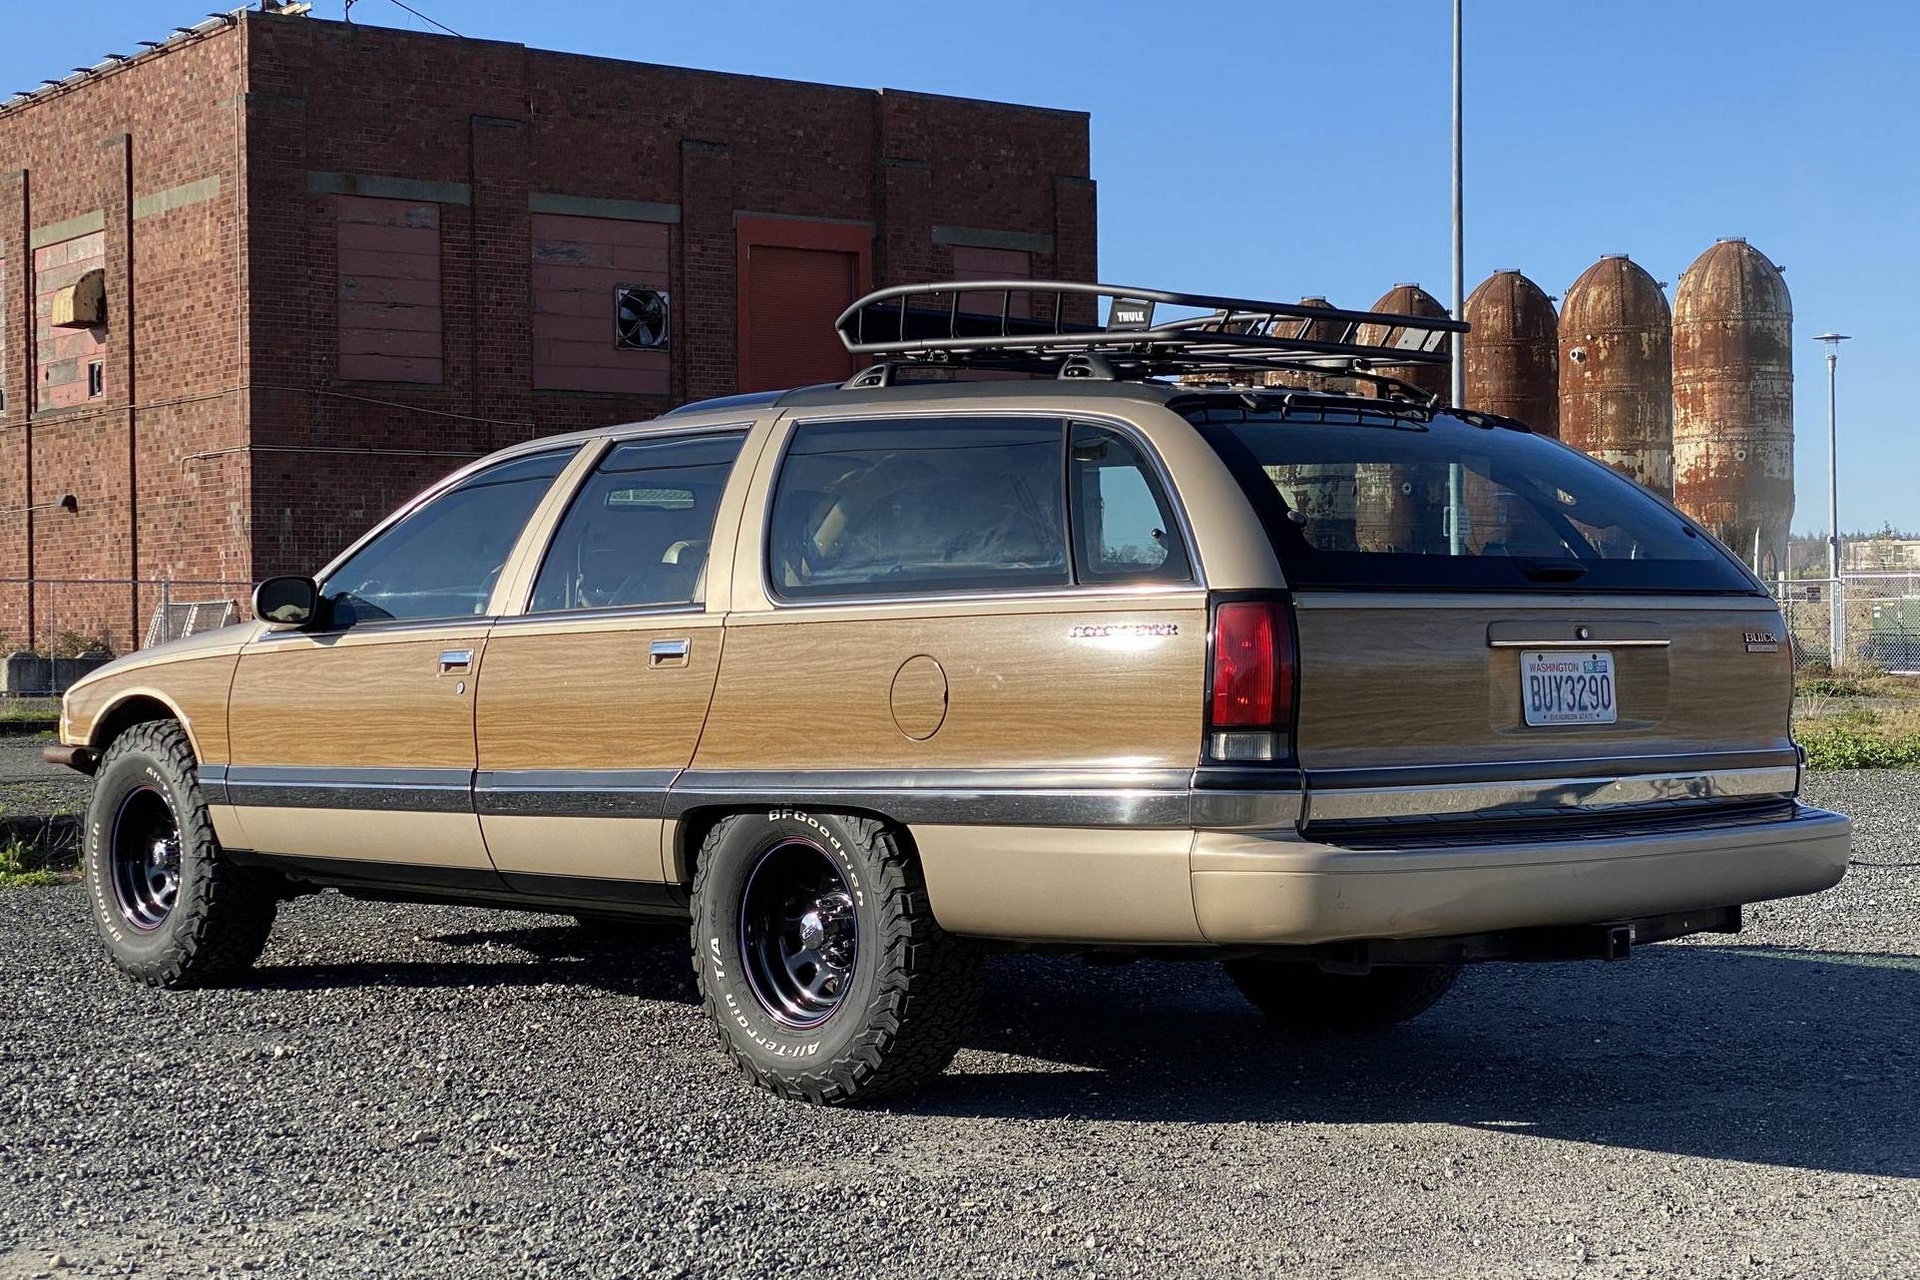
[1796,705,1920,770]
[0,839,61,889]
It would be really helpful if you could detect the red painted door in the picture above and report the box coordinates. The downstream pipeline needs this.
[739,244,860,392]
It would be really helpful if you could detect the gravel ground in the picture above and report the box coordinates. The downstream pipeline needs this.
[0,772,1915,1280]
[0,735,87,824]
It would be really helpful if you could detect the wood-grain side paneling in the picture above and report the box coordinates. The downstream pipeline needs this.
[1292,597,1792,770]
[65,651,241,763]
[475,614,723,771]
[227,625,489,770]
[696,596,1208,772]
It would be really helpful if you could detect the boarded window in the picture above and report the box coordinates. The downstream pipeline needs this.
[531,213,671,394]
[337,196,442,384]
[952,244,1032,320]
[34,231,107,411]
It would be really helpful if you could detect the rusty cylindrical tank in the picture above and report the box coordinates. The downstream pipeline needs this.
[1672,238,1794,578]
[1263,297,1361,549]
[1558,255,1673,495]
[1464,269,1558,436]
[1352,284,1449,551]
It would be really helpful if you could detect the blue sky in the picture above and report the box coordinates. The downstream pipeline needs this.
[8,1,1911,534]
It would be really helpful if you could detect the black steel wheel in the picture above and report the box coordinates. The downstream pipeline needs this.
[107,786,182,932]
[83,719,281,988]
[691,810,983,1104]
[738,837,858,1029]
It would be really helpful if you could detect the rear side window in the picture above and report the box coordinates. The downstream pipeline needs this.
[529,432,746,612]
[771,418,1068,599]
[1190,406,1757,594]
[768,417,1194,600]
[1070,423,1190,583]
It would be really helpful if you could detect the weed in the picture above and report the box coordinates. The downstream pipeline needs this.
[0,839,60,889]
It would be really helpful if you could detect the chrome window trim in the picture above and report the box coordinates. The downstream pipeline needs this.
[487,603,705,629]
[252,616,497,644]
[1487,638,1671,648]
[1303,765,1800,825]
[759,407,1207,611]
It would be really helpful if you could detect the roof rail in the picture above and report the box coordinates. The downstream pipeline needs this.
[834,280,1468,404]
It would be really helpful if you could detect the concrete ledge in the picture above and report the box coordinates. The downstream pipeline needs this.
[530,193,680,224]
[133,175,221,220]
[307,172,471,205]
[932,224,1055,255]
[29,210,105,249]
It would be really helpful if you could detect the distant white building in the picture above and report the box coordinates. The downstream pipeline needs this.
[1844,539,1920,573]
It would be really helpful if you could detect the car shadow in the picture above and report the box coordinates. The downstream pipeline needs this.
[913,944,1920,1177]
[242,923,700,1004]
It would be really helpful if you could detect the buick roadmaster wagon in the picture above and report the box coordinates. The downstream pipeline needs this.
[51,282,1851,1104]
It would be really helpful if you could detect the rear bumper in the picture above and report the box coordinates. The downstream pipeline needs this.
[1190,803,1851,946]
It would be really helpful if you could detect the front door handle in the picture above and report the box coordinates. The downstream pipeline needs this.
[649,638,690,668]
[439,648,475,674]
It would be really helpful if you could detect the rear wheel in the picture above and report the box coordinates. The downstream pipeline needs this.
[83,720,280,988]
[1224,959,1461,1030]
[691,810,982,1104]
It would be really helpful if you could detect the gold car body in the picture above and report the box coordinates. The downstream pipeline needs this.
[60,380,1851,949]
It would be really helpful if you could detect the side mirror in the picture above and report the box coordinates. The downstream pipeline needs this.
[252,576,320,628]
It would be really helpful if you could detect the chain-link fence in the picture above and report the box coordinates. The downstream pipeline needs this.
[1778,574,1920,675]
[0,577,254,695]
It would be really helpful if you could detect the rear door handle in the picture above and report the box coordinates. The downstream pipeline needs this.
[439,648,475,674]
[649,638,690,668]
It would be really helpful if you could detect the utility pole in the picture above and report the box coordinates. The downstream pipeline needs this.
[1449,0,1465,409]
[1817,332,1851,665]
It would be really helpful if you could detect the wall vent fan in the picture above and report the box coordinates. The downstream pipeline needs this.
[614,285,670,350]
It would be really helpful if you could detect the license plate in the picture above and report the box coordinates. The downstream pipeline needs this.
[1521,650,1617,726]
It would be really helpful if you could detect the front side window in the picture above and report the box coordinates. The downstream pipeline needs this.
[1188,403,1756,594]
[321,449,573,626]
[769,418,1069,599]
[529,432,746,612]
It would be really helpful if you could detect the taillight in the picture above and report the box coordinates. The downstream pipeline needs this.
[1207,598,1296,762]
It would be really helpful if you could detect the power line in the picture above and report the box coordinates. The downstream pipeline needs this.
[386,0,462,37]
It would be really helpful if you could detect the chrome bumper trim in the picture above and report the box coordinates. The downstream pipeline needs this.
[1303,765,1801,825]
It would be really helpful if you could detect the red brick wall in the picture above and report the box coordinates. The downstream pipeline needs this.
[1,11,1096,613]
[0,21,249,653]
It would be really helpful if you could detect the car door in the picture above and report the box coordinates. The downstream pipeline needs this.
[472,426,758,896]
[221,447,582,878]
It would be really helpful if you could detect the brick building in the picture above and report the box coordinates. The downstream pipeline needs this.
[0,8,1096,652]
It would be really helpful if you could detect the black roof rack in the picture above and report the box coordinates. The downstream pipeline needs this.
[835,280,1469,404]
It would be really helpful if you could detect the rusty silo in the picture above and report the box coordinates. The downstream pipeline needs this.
[1559,255,1673,495]
[1352,284,1449,551]
[1464,269,1558,436]
[1265,296,1360,549]
[1672,238,1794,577]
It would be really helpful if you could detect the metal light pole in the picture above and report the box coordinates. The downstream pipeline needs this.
[1449,0,1465,408]
[1816,332,1851,664]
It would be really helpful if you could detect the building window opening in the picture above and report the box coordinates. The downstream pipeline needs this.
[87,361,104,399]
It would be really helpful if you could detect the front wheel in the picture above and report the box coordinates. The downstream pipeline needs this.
[82,720,280,988]
[691,810,982,1104]
[1223,959,1461,1030]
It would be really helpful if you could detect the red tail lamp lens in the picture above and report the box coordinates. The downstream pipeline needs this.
[1211,602,1277,727]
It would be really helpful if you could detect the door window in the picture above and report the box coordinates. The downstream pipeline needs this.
[769,418,1069,599]
[528,432,747,612]
[1069,423,1191,583]
[320,449,573,627]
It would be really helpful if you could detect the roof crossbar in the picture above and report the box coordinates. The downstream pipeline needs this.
[834,280,1469,402]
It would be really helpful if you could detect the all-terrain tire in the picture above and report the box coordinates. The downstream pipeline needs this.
[1223,959,1461,1030]
[691,810,983,1104]
[83,720,280,988]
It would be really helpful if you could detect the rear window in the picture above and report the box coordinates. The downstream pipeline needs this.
[1188,405,1759,594]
